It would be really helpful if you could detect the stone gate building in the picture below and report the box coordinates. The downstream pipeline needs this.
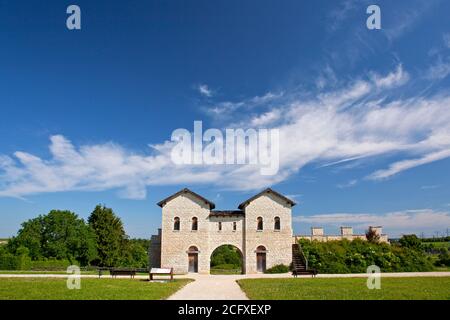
[150,188,295,274]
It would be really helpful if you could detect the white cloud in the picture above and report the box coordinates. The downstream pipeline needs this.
[420,185,439,190]
[371,64,409,88]
[198,84,213,97]
[444,33,450,49]
[425,57,450,80]
[337,179,358,189]
[293,209,450,238]
[316,65,338,89]
[327,0,358,32]
[250,110,280,127]
[383,1,437,41]
[1,66,450,199]
[368,149,450,180]
[206,91,283,118]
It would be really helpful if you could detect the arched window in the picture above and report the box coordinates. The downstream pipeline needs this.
[192,217,198,231]
[256,245,267,252]
[233,221,237,231]
[218,221,222,231]
[274,217,280,231]
[174,217,180,231]
[257,217,263,231]
[188,246,198,252]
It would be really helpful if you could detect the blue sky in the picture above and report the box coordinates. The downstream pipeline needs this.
[1,0,450,238]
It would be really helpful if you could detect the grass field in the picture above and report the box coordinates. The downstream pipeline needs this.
[0,270,99,275]
[210,268,242,275]
[237,277,450,300]
[0,270,153,275]
[0,278,191,300]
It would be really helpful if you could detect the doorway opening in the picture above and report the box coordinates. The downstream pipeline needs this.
[210,245,244,274]
[256,245,267,272]
[187,246,199,273]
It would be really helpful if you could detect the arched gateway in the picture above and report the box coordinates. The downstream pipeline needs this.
[210,244,244,274]
[151,188,295,274]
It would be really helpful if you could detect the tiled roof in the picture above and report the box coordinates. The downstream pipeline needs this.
[209,210,244,217]
[157,188,215,209]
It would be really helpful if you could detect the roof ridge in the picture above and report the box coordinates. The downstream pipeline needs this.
[157,188,216,209]
[238,188,296,209]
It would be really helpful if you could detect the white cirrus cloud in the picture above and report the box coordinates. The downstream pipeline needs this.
[443,33,450,49]
[1,65,450,199]
[425,57,450,80]
[371,64,410,88]
[367,149,450,180]
[198,84,213,97]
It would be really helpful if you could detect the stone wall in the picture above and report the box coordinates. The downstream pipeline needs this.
[154,188,295,274]
[296,226,388,243]
[243,192,293,273]
[160,192,212,274]
[149,229,161,268]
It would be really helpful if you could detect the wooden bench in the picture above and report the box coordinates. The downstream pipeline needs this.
[149,268,173,281]
[110,268,137,278]
[292,269,318,278]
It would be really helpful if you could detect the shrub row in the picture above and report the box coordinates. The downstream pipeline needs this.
[264,264,290,274]
[0,255,74,271]
[0,253,31,270]
[211,263,240,270]
[299,238,435,273]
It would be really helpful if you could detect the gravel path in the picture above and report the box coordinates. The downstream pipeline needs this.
[167,274,248,300]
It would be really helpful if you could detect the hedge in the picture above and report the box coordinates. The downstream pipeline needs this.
[0,254,74,271]
[299,238,434,273]
[264,264,290,274]
[0,253,31,270]
[211,263,240,270]
[29,258,73,271]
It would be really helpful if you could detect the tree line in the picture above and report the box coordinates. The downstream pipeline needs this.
[0,205,149,269]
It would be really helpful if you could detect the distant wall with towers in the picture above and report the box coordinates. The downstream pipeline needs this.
[295,226,388,243]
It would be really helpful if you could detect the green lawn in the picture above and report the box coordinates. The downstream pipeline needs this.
[0,270,153,275]
[0,270,99,275]
[210,268,242,275]
[0,278,191,300]
[238,277,450,300]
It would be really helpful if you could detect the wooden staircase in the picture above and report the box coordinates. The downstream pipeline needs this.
[292,244,317,277]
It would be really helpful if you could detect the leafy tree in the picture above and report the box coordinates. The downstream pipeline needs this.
[7,217,44,259]
[7,210,97,265]
[88,205,128,267]
[211,245,242,268]
[120,240,149,268]
[435,250,450,267]
[365,228,380,243]
[399,234,422,250]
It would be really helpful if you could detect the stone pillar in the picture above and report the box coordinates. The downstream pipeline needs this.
[340,226,353,240]
[311,227,324,241]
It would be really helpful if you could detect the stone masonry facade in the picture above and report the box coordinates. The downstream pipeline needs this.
[150,188,295,274]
